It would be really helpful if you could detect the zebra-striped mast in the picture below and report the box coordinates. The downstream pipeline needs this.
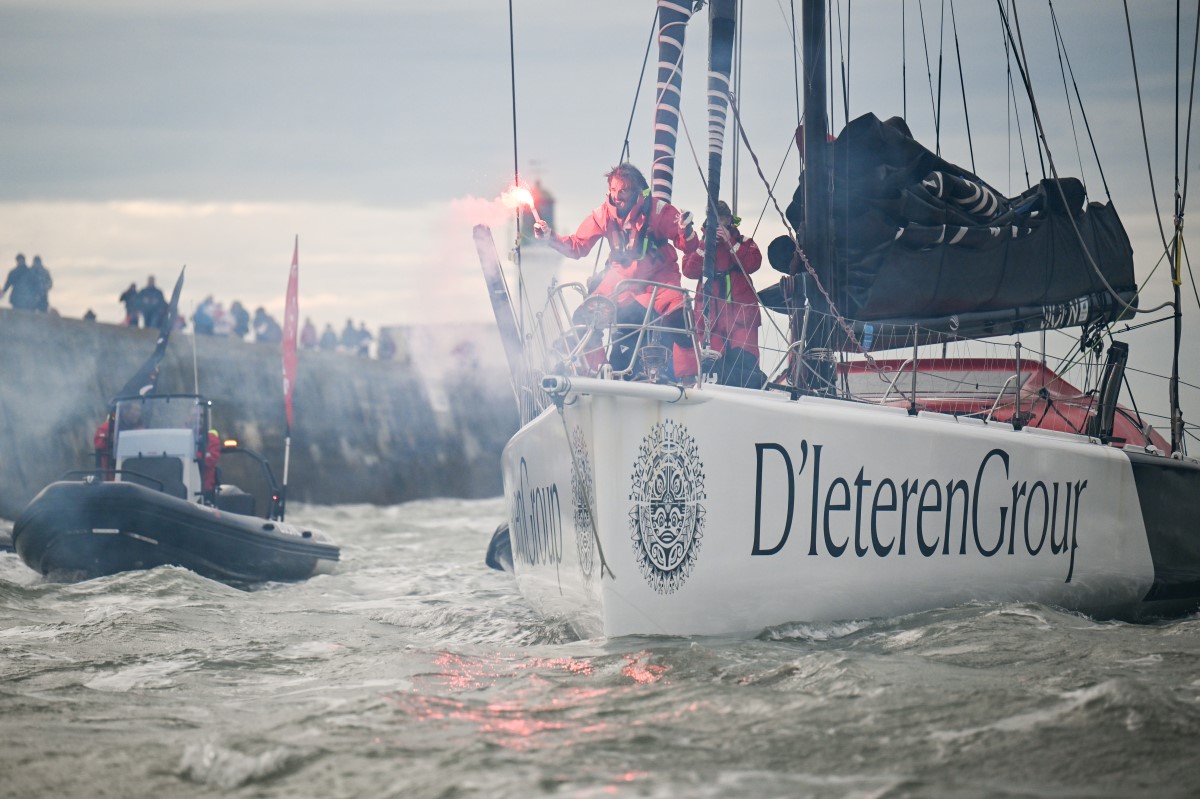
[651,1,694,202]
[700,0,737,288]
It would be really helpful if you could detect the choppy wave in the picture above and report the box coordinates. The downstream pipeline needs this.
[2,498,1200,798]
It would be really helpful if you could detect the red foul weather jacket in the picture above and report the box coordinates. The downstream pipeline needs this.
[552,194,699,314]
[682,225,763,354]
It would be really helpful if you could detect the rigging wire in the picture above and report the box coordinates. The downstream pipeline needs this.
[1121,0,1173,258]
[1177,0,1181,230]
[1048,5,1088,195]
[1187,236,1200,312]
[732,0,745,216]
[1181,0,1200,212]
[996,0,1169,317]
[725,92,877,367]
[790,0,804,171]
[508,0,519,199]
[619,8,662,165]
[506,0,525,325]
[1169,0,1191,455]
[1125,363,1200,396]
[917,1,939,137]
[1048,2,1113,201]
[1009,2,1047,179]
[1002,1,1033,191]
[827,0,835,135]
[834,0,850,126]
[664,72,798,348]
[948,0,976,173]
[749,134,797,240]
[936,0,945,154]
[847,1,852,124]
[604,6,676,279]
[1172,0,1200,320]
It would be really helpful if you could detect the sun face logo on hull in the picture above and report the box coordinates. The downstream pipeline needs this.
[569,425,595,579]
[629,419,706,594]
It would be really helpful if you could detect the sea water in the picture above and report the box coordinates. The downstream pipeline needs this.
[2,498,1198,798]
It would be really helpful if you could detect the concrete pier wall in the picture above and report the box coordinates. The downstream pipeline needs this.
[0,309,519,519]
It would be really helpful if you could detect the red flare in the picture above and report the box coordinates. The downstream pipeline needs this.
[501,185,543,226]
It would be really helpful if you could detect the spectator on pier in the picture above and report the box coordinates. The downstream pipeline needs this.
[211,302,233,337]
[119,282,140,326]
[253,307,282,344]
[319,323,338,352]
[356,322,373,357]
[2,254,39,311]
[300,317,318,350]
[30,255,52,312]
[229,300,250,340]
[137,276,167,328]
[194,296,216,336]
[377,329,397,360]
[340,319,358,353]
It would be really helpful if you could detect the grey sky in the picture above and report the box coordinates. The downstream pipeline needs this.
[0,1,1195,422]
[1,4,504,203]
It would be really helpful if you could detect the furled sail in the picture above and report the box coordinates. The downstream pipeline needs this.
[767,113,1138,342]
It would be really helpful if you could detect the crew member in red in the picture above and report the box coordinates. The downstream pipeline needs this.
[190,404,222,497]
[682,200,765,387]
[198,428,221,495]
[93,400,146,476]
[535,163,700,381]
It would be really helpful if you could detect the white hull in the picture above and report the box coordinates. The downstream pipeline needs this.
[503,378,1157,638]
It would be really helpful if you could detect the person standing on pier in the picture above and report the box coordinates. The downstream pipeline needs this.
[2,254,38,311]
[119,282,140,326]
[137,276,167,328]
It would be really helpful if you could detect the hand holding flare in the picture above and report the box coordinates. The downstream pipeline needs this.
[501,185,549,237]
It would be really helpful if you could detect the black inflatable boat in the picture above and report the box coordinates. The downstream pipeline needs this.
[11,394,338,585]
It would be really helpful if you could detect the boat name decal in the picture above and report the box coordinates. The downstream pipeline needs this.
[629,420,706,594]
[510,457,563,567]
[752,443,1083,583]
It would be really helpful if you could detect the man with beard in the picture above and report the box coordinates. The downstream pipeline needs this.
[535,163,699,382]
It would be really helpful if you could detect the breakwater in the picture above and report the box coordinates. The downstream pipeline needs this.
[0,309,518,519]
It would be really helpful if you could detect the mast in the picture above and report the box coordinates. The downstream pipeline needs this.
[795,0,834,393]
[700,1,737,308]
[801,0,831,309]
[651,1,695,201]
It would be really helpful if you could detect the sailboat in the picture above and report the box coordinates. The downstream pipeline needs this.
[475,1,1200,637]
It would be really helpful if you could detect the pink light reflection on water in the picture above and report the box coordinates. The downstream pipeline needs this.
[595,771,652,795]
[382,650,684,752]
[621,651,669,684]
